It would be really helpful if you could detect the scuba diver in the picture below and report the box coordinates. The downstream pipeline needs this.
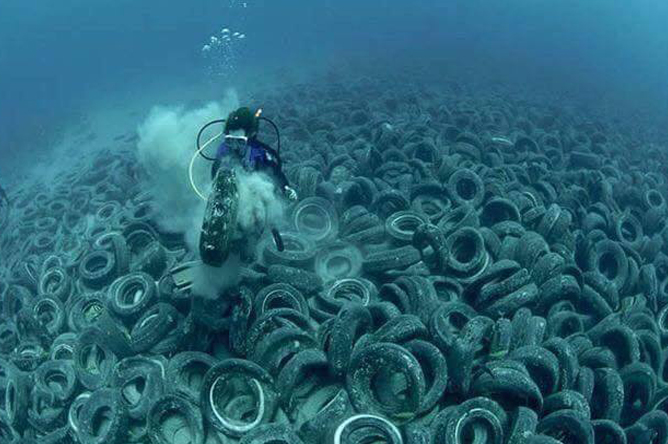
[194,107,296,267]
[211,107,296,199]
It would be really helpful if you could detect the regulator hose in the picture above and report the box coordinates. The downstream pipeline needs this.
[197,119,227,161]
[189,130,224,201]
[259,116,281,154]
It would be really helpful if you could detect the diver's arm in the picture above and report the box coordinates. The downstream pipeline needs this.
[266,149,297,200]
[255,141,291,190]
[270,160,297,201]
[271,162,290,190]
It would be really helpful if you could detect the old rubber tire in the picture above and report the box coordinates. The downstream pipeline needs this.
[199,168,239,266]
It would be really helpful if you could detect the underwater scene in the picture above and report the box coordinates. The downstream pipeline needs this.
[1,0,668,443]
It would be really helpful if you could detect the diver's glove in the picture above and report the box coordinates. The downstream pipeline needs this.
[284,186,298,201]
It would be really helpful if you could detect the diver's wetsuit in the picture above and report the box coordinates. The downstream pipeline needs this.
[211,138,290,190]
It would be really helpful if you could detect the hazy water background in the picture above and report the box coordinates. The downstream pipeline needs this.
[1,0,667,183]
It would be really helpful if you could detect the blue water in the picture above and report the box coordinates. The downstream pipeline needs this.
[0,0,667,178]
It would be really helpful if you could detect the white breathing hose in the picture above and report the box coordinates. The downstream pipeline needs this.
[189,131,224,201]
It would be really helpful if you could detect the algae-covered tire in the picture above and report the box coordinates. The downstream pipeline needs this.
[431,397,506,444]
[329,414,403,444]
[0,323,18,354]
[147,394,204,444]
[200,359,278,438]
[200,168,239,267]
[166,352,217,406]
[5,366,30,434]
[107,272,157,323]
[239,424,303,444]
[34,359,78,404]
[111,357,165,420]
[74,327,119,391]
[78,388,128,444]
[346,342,425,423]
[0,414,17,444]
[79,250,118,290]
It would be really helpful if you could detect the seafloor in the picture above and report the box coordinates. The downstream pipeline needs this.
[1,72,668,444]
